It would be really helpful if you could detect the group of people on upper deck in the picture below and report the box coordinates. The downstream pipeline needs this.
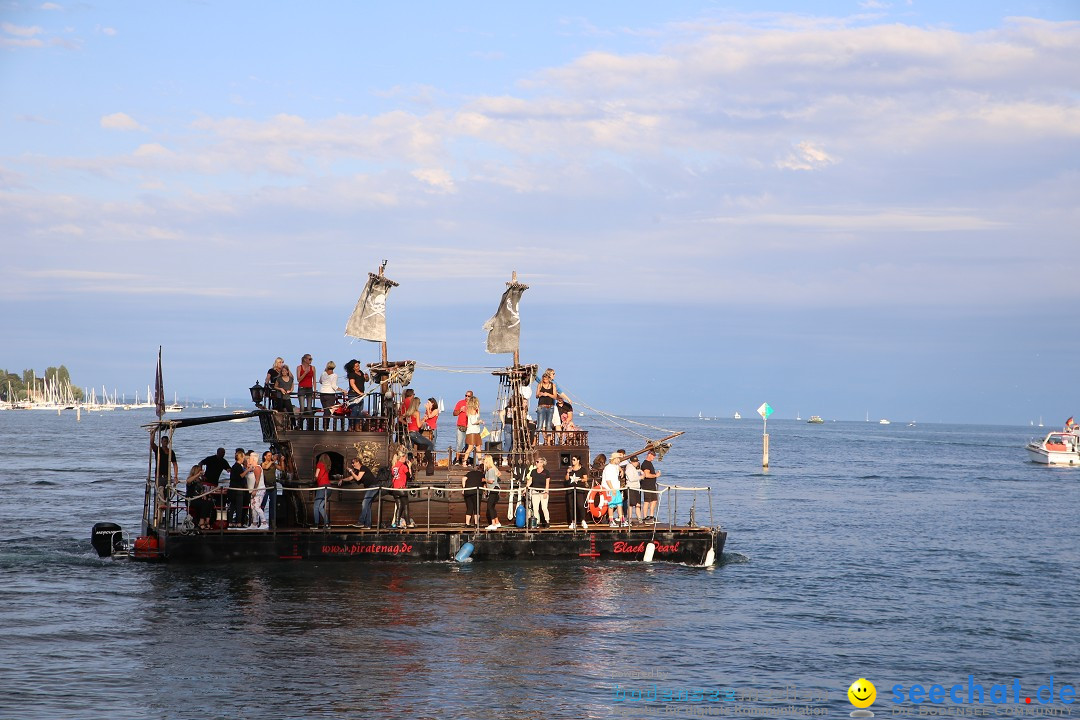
[262,357,580,457]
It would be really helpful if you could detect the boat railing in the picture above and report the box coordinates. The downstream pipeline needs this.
[157,479,717,537]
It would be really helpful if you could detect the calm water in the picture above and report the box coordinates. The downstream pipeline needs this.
[0,410,1077,720]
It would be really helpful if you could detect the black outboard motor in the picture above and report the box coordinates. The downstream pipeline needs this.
[91,522,124,558]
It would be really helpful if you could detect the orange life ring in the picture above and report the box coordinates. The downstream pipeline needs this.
[586,486,611,519]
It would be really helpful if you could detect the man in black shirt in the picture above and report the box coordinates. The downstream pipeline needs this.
[199,447,231,517]
[462,467,485,528]
[227,448,248,527]
[199,448,231,485]
[640,450,661,522]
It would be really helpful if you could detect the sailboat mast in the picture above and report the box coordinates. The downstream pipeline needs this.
[511,271,520,369]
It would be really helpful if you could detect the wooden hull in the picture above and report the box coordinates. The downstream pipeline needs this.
[140,525,725,565]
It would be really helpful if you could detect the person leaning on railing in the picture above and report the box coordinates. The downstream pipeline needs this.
[317,362,342,430]
[276,365,295,414]
[297,354,316,426]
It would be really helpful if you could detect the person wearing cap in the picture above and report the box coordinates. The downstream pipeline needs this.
[602,451,625,526]
[525,457,551,528]
[318,361,341,430]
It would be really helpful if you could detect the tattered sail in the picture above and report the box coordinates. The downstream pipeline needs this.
[345,272,397,342]
[483,283,526,354]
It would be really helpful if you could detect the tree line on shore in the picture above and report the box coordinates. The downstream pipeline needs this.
[0,365,84,402]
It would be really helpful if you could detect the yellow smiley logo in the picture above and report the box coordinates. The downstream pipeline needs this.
[848,678,876,708]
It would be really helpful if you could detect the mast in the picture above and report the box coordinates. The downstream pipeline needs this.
[379,261,389,365]
[511,271,521,368]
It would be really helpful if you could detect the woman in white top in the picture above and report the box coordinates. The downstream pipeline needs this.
[318,361,340,430]
[624,456,643,525]
[246,451,266,528]
[460,396,484,467]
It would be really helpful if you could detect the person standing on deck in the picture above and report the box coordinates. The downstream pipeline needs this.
[313,453,331,529]
[260,451,278,528]
[199,447,231,519]
[390,447,414,529]
[459,396,484,467]
[602,451,625,527]
[624,456,644,526]
[297,354,316,428]
[453,390,473,460]
[565,455,589,530]
[276,365,295,416]
[345,360,368,428]
[227,448,248,527]
[483,455,502,531]
[526,457,551,528]
[462,465,485,528]
[317,362,341,430]
[640,450,661,523]
[350,458,376,529]
[265,357,284,410]
[247,451,266,529]
[150,435,179,525]
[535,371,558,437]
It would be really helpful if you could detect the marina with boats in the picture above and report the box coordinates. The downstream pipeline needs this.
[90,266,725,566]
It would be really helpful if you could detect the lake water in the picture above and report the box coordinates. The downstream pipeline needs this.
[0,410,1076,719]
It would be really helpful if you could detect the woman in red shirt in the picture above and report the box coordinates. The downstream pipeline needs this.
[297,354,316,429]
[313,453,331,528]
[390,447,413,529]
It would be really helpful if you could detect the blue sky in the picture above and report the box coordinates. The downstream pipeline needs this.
[2,1,1078,424]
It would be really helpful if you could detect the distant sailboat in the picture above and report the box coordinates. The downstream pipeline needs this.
[733,411,741,419]
[165,392,183,413]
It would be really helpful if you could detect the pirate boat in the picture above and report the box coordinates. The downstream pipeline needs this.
[91,265,726,565]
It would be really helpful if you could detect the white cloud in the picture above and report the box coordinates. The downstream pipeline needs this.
[3,14,1078,312]
[411,168,456,193]
[777,141,838,171]
[100,112,145,131]
[40,3,62,9]
[2,22,43,37]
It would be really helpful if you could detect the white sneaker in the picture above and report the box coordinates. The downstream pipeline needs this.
[568,522,576,530]
[486,523,498,531]
[581,521,588,530]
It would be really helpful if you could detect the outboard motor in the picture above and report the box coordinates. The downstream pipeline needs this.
[91,522,124,558]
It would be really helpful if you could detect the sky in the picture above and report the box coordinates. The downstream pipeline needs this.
[1,0,1078,425]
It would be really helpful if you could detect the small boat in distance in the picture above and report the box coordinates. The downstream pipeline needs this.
[165,392,183,413]
[807,415,824,424]
[879,419,891,425]
[733,411,741,419]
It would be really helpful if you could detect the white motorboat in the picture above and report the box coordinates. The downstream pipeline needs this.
[879,419,891,425]
[1026,431,1080,466]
